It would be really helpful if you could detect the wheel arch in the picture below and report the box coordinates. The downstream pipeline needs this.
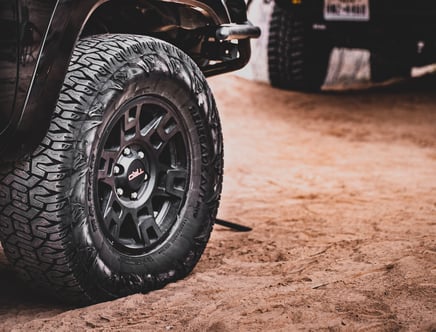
[0,0,230,161]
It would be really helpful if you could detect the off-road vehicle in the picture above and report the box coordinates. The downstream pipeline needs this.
[268,0,436,90]
[0,0,259,304]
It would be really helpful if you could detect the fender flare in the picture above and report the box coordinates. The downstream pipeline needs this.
[0,0,231,160]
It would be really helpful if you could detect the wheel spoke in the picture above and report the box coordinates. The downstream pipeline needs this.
[142,112,180,155]
[102,192,126,240]
[144,200,156,217]
[98,171,115,186]
[163,168,188,199]
[141,114,164,137]
[138,215,162,246]
[110,224,120,239]
[156,113,179,142]
[98,149,118,186]
[101,149,119,160]
[121,105,140,143]
[102,191,116,220]
[153,186,172,199]
[168,142,178,168]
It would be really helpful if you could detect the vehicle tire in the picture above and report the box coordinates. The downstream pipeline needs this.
[268,3,331,91]
[0,34,223,304]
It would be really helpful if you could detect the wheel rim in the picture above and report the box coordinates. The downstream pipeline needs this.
[94,95,190,255]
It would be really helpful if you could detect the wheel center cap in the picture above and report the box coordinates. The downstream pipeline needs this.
[126,159,147,191]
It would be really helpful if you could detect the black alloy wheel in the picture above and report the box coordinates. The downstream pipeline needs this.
[96,95,189,254]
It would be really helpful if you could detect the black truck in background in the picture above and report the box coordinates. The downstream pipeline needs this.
[0,0,259,304]
[268,0,436,90]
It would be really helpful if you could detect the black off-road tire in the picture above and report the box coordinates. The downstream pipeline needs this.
[268,3,331,91]
[0,34,223,304]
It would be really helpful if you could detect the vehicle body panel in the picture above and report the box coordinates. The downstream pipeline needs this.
[0,0,236,160]
[278,0,436,48]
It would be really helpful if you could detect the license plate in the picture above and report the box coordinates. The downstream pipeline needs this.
[324,0,370,21]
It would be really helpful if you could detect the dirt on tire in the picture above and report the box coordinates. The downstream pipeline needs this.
[1,74,435,331]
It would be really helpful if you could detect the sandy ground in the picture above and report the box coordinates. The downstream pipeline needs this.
[1,75,436,331]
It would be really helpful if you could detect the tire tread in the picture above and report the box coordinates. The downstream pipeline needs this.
[268,4,331,91]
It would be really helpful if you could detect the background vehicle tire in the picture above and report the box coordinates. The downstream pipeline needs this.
[268,3,332,91]
[0,34,223,304]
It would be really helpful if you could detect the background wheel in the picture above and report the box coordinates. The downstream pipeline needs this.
[0,34,223,304]
[268,3,332,91]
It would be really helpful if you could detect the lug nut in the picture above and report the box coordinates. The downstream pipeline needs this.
[131,192,138,200]
[123,147,131,156]
[116,188,124,196]
[113,165,121,175]
[144,173,149,181]
[138,151,145,159]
